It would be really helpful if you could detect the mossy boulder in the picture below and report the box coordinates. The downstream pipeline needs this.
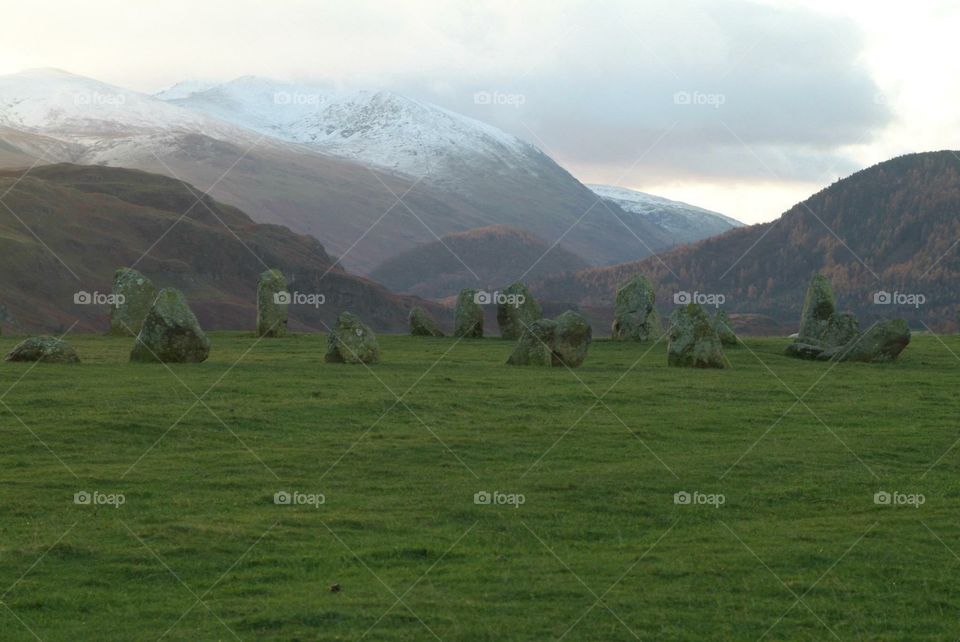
[506,310,592,367]
[257,268,289,337]
[5,336,80,363]
[454,289,483,338]
[818,319,911,363]
[130,288,210,363]
[325,312,380,364]
[667,303,727,368]
[506,319,557,366]
[109,268,157,336]
[496,282,542,340]
[713,309,738,347]
[409,307,444,337]
[611,275,658,341]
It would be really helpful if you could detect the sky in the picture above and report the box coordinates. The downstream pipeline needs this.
[3,0,959,224]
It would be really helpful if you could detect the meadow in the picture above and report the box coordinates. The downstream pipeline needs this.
[0,331,959,640]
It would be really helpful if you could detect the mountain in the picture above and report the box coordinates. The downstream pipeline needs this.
[588,184,743,245]
[368,225,590,299]
[0,163,443,334]
[535,151,960,333]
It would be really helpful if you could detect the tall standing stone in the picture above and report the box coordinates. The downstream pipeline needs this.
[454,289,484,338]
[110,268,157,336]
[667,303,728,368]
[257,269,289,338]
[325,312,380,364]
[130,288,211,363]
[611,275,658,341]
[787,275,862,359]
[497,282,542,340]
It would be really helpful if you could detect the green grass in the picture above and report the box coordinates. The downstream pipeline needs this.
[1,332,959,640]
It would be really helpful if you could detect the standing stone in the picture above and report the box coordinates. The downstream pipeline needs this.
[506,319,557,366]
[787,275,862,359]
[611,275,658,341]
[130,288,210,363]
[713,309,738,347]
[5,337,80,363]
[553,310,592,367]
[454,289,483,338]
[110,268,157,336]
[325,312,380,364]
[506,310,592,367]
[818,319,911,363]
[497,282,542,340]
[667,303,728,368]
[409,307,444,337]
[257,269,288,338]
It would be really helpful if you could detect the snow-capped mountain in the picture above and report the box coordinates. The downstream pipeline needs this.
[588,184,743,245]
[158,77,541,182]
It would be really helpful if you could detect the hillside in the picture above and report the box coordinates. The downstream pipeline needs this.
[0,163,441,333]
[535,151,960,332]
[368,225,590,298]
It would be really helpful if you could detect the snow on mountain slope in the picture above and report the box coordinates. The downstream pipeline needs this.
[588,184,744,245]
[160,77,542,180]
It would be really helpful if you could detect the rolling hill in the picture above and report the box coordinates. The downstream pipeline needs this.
[534,151,960,333]
[0,163,442,334]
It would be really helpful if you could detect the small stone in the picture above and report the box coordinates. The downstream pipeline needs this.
[4,336,80,363]
[506,319,556,366]
[818,319,911,363]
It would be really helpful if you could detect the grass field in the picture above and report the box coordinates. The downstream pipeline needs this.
[1,331,959,640]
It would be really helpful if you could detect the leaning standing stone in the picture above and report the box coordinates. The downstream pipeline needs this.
[454,289,484,338]
[409,306,444,337]
[325,312,380,364]
[110,268,157,336]
[611,275,658,341]
[257,269,289,337]
[497,282,542,340]
[130,288,210,363]
[668,303,728,368]
[5,336,80,363]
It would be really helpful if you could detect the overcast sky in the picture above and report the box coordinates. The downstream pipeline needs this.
[3,0,959,224]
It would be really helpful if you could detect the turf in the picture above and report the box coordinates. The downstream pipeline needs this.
[0,332,958,640]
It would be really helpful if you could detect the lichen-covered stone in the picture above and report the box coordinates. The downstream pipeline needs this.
[454,289,483,338]
[667,303,727,368]
[5,336,80,363]
[820,312,860,347]
[818,319,911,363]
[506,319,556,366]
[130,288,210,363]
[506,310,592,367]
[110,268,157,336]
[257,268,288,337]
[497,282,542,340]
[796,274,837,342]
[713,309,738,347]
[409,306,444,337]
[325,312,380,364]
[611,275,658,341]
[553,310,592,367]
